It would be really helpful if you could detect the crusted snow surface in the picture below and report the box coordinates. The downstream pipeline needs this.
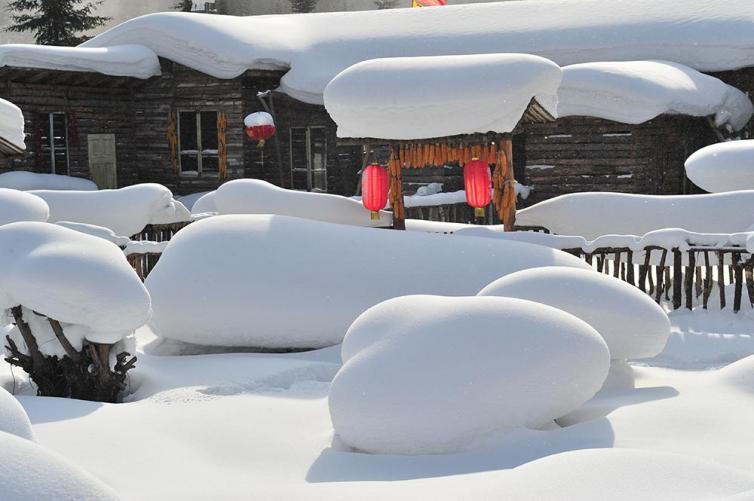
[324,53,560,139]
[0,98,25,151]
[0,188,48,226]
[558,61,753,130]
[0,171,97,191]
[685,140,754,193]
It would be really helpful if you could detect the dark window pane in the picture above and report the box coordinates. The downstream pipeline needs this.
[200,111,218,151]
[180,154,198,173]
[179,111,197,151]
[310,127,327,191]
[292,169,308,190]
[290,127,308,190]
[202,155,219,173]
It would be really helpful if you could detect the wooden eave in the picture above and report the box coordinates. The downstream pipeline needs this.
[0,66,145,88]
[0,136,24,156]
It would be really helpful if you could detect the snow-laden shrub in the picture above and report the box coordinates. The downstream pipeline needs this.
[145,215,590,350]
[0,188,48,226]
[0,387,34,441]
[685,140,754,193]
[215,179,390,227]
[32,183,180,236]
[0,171,97,191]
[331,295,609,455]
[478,267,671,360]
[0,431,120,500]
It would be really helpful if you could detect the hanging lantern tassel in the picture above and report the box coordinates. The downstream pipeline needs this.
[464,158,492,221]
[362,164,389,221]
[244,111,276,148]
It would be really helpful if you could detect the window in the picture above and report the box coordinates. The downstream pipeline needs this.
[290,126,327,192]
[40,112,69,175]
[178,111,219,176]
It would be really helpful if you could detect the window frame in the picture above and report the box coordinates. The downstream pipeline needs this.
[289,125,328,192]
[177,109,220,177]
[41,112,70,175]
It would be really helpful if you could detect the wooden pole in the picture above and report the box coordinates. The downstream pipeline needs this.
[388,146,406,230]
[500,139,516,231]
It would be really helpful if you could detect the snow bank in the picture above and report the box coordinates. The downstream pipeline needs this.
[558,61,753,130]
[145,215,589,349]
[0,98,25,152]
[32,183,180,236]
[0,222,150,348]
[324,54,560,140]
[515,191,754,239]
[215,179,391,227]
[0,188,48,226]
[0,387,34,441]
[330,295,609,455]
[0,44,160,79]
[685,140,754,193]
[0,171,96,191]
[0,431,120,501]
[83,1,754,105]
[478,267,671,360]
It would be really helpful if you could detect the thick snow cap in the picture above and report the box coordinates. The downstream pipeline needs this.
[82,1,754,105]
[558,61,753,131]
[0,387,34,441]
[0,171,97,191]
[0,98,25,152]
[145,215,590,349]
[0,222,150,345]
[324,54,560,140]
[330,295,609,455]
[0,188,48,226]
[685,140,754,193]
[478,267,671,360]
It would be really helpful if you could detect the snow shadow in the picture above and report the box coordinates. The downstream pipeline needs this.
[18,395,104,424]
[306,417,615,482]
[559,385,679,426]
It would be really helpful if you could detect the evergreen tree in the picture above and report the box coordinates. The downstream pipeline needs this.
[288,0,318,13]
[5,0,110,46]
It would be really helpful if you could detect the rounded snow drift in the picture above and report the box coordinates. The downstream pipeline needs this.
[330,295,610,455]
[0,188,48,226]
[685,140,754,193]
[0,387,34,441]
[478,267,670,360]
[0,431,120,500]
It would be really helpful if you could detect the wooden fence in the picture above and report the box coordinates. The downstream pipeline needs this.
[127,222,191,281]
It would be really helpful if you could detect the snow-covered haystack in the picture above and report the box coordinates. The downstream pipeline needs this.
[0,98,25,151]
[145,215,590,350]
[0,188,48,226]
[330,295,609,455]
[478,267,671,360]
[215,179,391,227]
[558,61,753,131]
[32,183,180,236]
[0,387,34,441]
[324,53,560,140]
[685,140,754,193]
[0,171,96,191]
[0,431,120,501]
[516,191,754,239]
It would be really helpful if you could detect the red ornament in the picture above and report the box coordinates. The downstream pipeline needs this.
[244,112,276,148]
[464,158,491,218]
[362,164,389,221]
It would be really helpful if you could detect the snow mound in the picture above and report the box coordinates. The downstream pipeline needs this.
[0,222,150,347]
[558,61,753,130]
[516,191,754,239]
[0,171,96,191]
[177,191,211,211]
[149,199,192,225]
[0,431,120,501]
[478,267,671,360]
[55,222,130,247]
[215,179,391,227]
[145,215,589,349]
[330,295,609,455]
[324,54,560,140]
[685,140,754,193]
[0,387,34,441]
[32,183,180,236]
[191,190,217,214]
[0,43,160,79]
[0,188,48,226]
[0,98,25,151]
[83,1,754,105]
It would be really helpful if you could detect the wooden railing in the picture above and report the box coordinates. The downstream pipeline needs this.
[127,222,191,281]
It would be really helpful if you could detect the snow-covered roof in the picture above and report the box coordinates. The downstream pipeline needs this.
[558,61,754,131]
[0,98,25,154]
[0,44,160,79]
[80,0,754,104]
[324,54,560,139]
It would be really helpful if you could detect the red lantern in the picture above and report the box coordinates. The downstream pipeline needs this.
[464,158,491,218]
[362,164,389,220]
[244,112,276,148]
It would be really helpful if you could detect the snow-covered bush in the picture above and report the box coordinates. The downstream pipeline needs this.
[215,179,390,227]
[145,215,589,350]
[32,183,180,236]
[0,387,34,441]
[685,140,754,193]
[330,295,609,455]
[0,171,97,191]
[0,431,120,501]
[478,267,671,360]
[0,188,48,226]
